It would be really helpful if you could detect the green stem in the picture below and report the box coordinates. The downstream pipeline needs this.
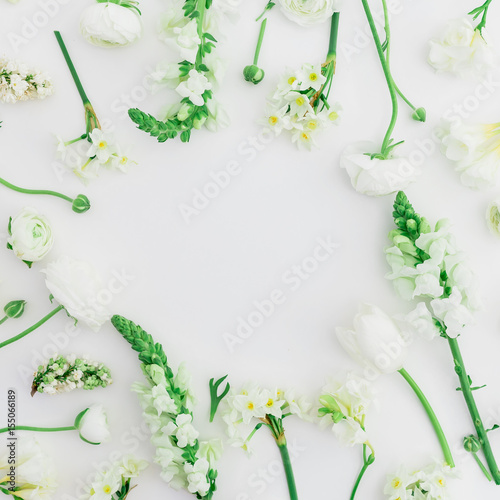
[473,452,493,481]
[327,12,340,62]
[253,18,267,65]
[277,439,299,500]
[65,134,87,146]
[0,305,64,349]
[0,316,7,326]
[195,0,206,67]
[448,337,500,484]
[54,31,90,105]
[392,80,416,111]
[473,0,493,32]
[0,176,74,204]
[350,446,373,500]
[398,368,455,468]
[0,425,75,433]
[360,0,398,156]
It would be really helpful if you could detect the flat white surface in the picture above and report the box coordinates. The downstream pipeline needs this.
[1,0,500,498]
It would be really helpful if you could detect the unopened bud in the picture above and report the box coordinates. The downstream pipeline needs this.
[243,65,265,85]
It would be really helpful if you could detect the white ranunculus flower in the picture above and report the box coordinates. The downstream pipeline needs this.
[176,69,212,106]
[7,207,54,264]
[486,199,500,236]
[77,404,111,444]
[428,18,497,78]
[340,141,420,196]
[278,0,340,26]
[80,2,143,47]
[42,255,111,332]
[336,303,409,374]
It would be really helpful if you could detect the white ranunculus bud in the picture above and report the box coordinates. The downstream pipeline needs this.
[278,0,340,26]
[7,207,54,264]
[76,404,111,444]
[336,303,409,374]
[486,199,500,236]
[80,2,143,48]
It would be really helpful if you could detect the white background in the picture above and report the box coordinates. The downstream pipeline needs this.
[1,0,500,498]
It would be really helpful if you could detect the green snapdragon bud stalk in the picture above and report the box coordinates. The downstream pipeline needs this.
[0,176,90,213]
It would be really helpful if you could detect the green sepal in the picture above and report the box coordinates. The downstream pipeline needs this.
[74,408,89,428]
[7,216,12,235]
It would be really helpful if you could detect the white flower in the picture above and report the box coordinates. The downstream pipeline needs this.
[384,466,413,500]
[173,413,199,448]
[88,129,115,164]
[486,199,500,236]
[283,389,312,420]
[232,387,267,424]
[336,303,409,374]
[173,18,201,63]
[77,405,111,444]
[149,60,182,91]
[42,255,111,332]
[296,63,326,91]
[291,125,318,151]
[176,69,212,106]
[278,0,340,26]
[284,91,314,117]
[117,455,148,478]
[80,2,143,47]
[260,103,291,135]
[428,18,497,78]
[205,99,230,132]
[341,141,420,196]
[184,458,210,496]
[198,439,223,466]
[88,469,121,499]
[430,287,474,338]
[7,207,53,264]
[397,302,441,340]
[151,384,178,415]
[272,68,301,101]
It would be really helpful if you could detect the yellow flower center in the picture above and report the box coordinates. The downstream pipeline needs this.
[90,488,95,496]
[247,402,254,410]
[309,72,318,81]
[329,111,339,121]
[438,478,445,487]
[266,399,274,407]
[120,156,128,165]
[288,76,297,85]
[269,116,278,126]
[98,141,107,150]
[296,97,305,106]
[301,132,310,141]
[307,121,317,130]
[392,479,401,488]
[103,485,112,494]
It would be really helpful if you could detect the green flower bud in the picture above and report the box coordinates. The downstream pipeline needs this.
[243,64,265,85]
[319,394,341,413]
[72,195,91,214]
[177,102,194,122]
[392,234,418,256]
[193,115,207,130]
[419,217,431,234]
[412,107,426,122]
[463,435,481,453]
[4,300,26,319]
[406,219,418,234]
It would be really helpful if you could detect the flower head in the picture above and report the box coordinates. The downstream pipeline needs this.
[76,404,111,445]
[278,0,340,26]
[176,69,212,107]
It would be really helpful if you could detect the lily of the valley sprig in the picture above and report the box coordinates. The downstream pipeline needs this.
[80,455,148,500]
[129,0,225,143]
[111,315,220,499]
[318,373,375,500]
[0,404,110,445]
[220,384,311,500]
[0,175,90,213]
[385,191,500,484]
[31,354,113,396]
[337,304,455,471]
[263,11,340,150]
[0,255,110,350]
[54,31,135,180]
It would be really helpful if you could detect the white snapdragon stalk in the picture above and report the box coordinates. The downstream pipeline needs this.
[112,315,220,499]
[54,31,136,180]
[0,57,53,103]
[439,120,500,189]
[428,17,497,78]
[80,454,148,500]
[384,191,500,483]
[0,437,57,499]
[32,354,113,396]
[7,207,54,266]
[261,13,340,150]
[337,302,454,469]
[318,373,375,499]
[221,383,311,500]
[80,1,143,47]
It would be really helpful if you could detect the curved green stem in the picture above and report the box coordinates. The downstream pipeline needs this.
[0,305,64,349]
[350,445,374,500]
[277,439,299,500]
[54,31,90,105]
[398,368,455,468]
[473,452,493,481]
[253,18,267,65]
[448,337,500,484]
[0,177,73,203]
[0,425,75,434]
[0,316,7,326]
[360,0,398,156]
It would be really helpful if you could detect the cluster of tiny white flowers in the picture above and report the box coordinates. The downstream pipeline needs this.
[386,219,481,338]
[439,120,500,189]
[79,455,148,500]
[131,363,217,498]
[262,64,341,150]
[56,128,135,181]
[384,462,453,500]
[33,353,112,395]
[0,57,53,103]
[221,383,311,453]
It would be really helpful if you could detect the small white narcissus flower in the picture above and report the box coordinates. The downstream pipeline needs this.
[42,255,111,332]
[7,207,54,264]
[76,404,111,444]
[80,2,143,47]
[117,455,148,478]
[296,63,326,91]
[340,141,420,197]
[336,303,409,374]
[278,0,340,26]
[176,69,212,106]
[88,128,114,164]
[428,18,497,78]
